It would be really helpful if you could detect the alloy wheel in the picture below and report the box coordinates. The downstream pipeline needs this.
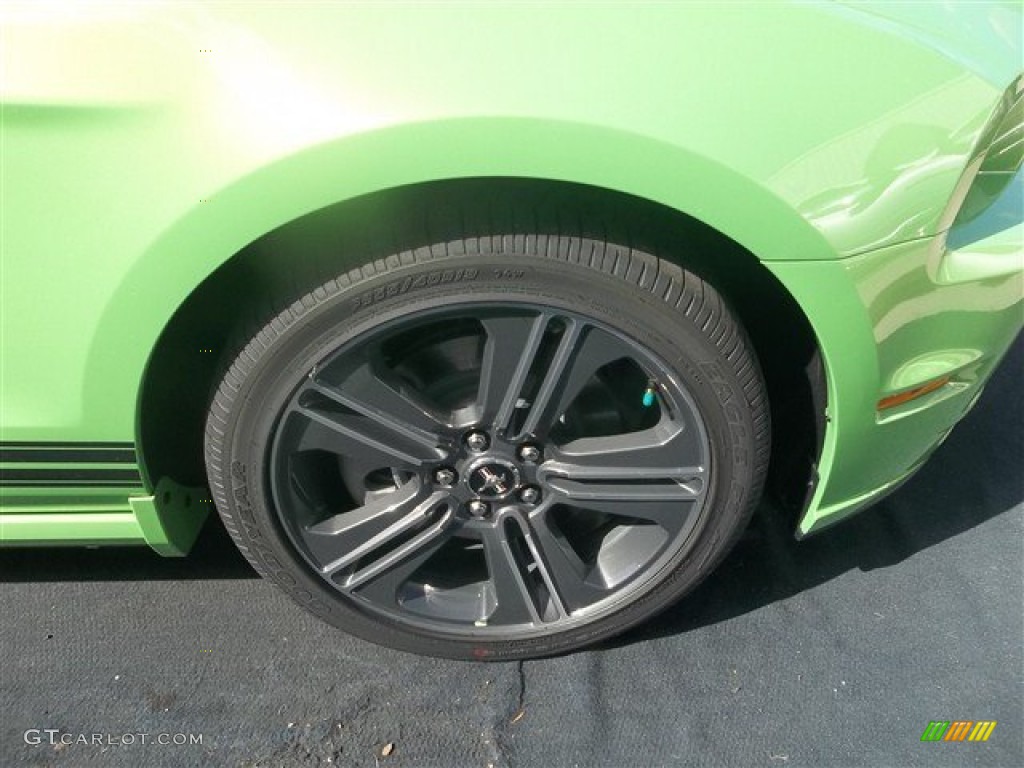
[268,303,711,636]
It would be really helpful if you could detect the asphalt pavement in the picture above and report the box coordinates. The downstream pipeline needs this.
[1,338,1021,768]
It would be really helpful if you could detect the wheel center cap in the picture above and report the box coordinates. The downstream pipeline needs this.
[466,460,520,499]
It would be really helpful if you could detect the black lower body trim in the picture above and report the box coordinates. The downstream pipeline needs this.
[0,442,142,487]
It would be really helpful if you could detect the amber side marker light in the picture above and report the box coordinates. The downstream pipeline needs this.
[878,376,951,411]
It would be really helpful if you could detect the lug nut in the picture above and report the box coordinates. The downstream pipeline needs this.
[519,486,541,505]
[434,467,457,487]
[517,444,541,463]
[467,500,490,518]
[465,431,490,453]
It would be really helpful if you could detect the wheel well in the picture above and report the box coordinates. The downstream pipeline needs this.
[138,178,823,518]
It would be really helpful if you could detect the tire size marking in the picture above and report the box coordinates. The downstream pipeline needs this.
[351,268,479,310]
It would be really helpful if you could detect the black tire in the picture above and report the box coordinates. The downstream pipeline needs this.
[205,235,769,660]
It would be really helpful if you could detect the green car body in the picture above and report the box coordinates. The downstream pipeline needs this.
[1,1,1021,557]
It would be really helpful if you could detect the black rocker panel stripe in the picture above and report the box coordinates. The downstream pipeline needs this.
[0,480,142,488]
[0,447,137,464]
[1,468,143,482]
[0,441,134,448]
[0,442,142,486]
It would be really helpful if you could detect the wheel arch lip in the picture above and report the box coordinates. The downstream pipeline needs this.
[119,116,832,481]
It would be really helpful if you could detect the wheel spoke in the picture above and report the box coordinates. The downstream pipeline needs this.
[309,487,453,577]
[288,353,448,468]
[538,424,704,534]
[347,523,455,605]
[313,357,447,437]
[478,315,631,439]
[517,323,632,440]
[303,481,420,566]
[477,313,549,430]
[288,404,439,468]
[540,423,706,502]
[545,477,703,502]
[478,506,611,624]
[556,419,705,470]
[480,524,543,625]
[522,506,608,615]
[335,493,456,593]
[289,358,450,468]
[562,496,698,533]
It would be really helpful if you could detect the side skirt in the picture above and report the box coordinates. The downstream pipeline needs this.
[0,442,208,556]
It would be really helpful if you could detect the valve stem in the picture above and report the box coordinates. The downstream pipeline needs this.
[642,380,658,408]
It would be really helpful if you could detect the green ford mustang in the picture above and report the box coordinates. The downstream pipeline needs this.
[1,2,1021,659]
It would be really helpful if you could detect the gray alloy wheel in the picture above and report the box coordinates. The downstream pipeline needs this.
[206,235,769,660]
